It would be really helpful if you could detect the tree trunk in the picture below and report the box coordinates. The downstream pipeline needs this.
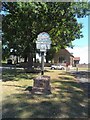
[24,56,27,62]
[27,53,33,70]
[16,56,18,64]
[46,57,49,63]
[34,52,36,63]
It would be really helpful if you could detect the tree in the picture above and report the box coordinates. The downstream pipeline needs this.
[2,2,90,67]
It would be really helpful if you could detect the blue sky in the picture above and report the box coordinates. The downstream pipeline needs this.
[72,16,88,47]
[67,16,88,64]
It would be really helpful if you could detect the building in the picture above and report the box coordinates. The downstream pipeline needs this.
[52,49,80,66]
[53,49,74,66]
[73,57,80,67]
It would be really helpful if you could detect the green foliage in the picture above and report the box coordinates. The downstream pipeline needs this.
[2,2,90,61]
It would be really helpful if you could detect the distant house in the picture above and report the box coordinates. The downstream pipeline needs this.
[52,49,81,66]
[73,57,80,66]
[53,49,74,66]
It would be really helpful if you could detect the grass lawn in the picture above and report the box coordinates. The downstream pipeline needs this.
[1,69,88,118]
[76,67,89,71]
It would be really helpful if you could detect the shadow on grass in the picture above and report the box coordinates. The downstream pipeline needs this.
[59,71,74,76]
[79,82,90,98]
[69,71,89,78]
[2,68,55,82]
[2,69,37,82]
[59,71,90,79]
[2,84,27,89]
[59,76,74,80]
[2,98,61,118]
[2,78,88,118]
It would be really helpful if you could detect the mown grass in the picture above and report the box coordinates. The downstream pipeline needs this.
[78,67,90,71]
[1,69,88,118]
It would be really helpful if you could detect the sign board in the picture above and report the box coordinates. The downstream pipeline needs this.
[36,32,51,52]
[40,44,47,52]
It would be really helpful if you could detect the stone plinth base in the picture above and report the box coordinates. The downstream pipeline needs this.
[31,76,51,94]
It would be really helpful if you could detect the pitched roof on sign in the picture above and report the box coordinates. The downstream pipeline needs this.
[37,32,51,43]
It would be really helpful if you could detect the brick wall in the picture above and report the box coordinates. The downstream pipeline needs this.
[53,49,73,66]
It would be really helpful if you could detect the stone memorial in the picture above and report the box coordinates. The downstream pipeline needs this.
[31,76,51,94]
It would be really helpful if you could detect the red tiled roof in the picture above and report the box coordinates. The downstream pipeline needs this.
[74,57,80,60]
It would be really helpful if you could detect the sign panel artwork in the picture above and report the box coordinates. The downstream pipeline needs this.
[36,32,52,52]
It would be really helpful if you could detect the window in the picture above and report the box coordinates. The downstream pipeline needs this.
[59,56,66,63]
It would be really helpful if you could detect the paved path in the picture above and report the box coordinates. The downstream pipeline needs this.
[70,71,90,98]
[70,71,89,81]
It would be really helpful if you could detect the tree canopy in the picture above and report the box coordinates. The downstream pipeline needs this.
[2,2,90,65]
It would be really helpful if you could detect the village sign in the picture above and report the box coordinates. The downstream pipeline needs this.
[36,32,52,75]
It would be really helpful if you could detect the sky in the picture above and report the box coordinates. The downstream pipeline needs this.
[67,16,89,64]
